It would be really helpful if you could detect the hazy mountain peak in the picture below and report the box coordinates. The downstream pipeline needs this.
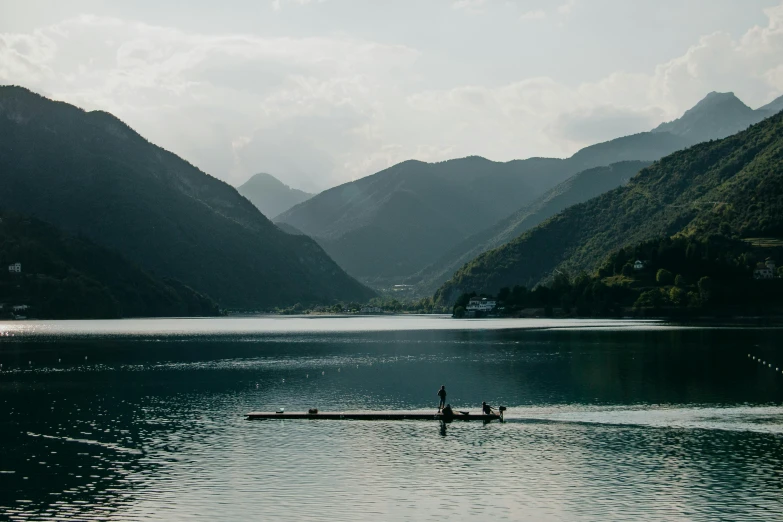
[237,172,313,219]
[695,90,743,106]
[652,91,760,143]
[674,91,750,118]
[241,172,296,191]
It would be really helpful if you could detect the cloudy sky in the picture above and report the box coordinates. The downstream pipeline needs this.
[2,0,783,191]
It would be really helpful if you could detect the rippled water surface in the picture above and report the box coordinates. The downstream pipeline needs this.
[1,316,782,521]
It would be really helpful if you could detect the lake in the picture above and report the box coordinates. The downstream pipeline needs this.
[1,316,782,521]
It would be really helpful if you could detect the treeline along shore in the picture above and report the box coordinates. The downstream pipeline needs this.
[451,235,783,320]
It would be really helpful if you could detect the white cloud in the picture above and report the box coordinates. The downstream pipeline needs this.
[452,0,490,14]
[519,9,547,21]
[1,3,783,192]
[557,0,577,15]
[0,15,419,189]
[271,0,325,11]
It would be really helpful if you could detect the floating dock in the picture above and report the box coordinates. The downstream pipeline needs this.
[246,411,503,422]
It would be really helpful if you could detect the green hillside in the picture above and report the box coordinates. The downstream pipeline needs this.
[451,234,783,318]
[0,211,218,319]
[435,109,783,304]
[413,161,651,294]
[0,86,374,308]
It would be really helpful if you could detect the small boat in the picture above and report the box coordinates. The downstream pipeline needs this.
[246,408,504,422]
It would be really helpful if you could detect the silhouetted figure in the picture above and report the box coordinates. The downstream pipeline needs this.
[441,404,454,417]
[437,385,447,412]
[482,401,495,415]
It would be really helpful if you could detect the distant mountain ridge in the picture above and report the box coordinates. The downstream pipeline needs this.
[237,172,313,219]
[434,109,783,304]
[0,86,374,308]
[758,94,783,115]
[277,90,783,288]
[413,160,652,294]
[276,131,697,284]
[653,91,783,143]
[276,156,574,282]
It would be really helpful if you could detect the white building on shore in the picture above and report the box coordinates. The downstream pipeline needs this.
[8,262,21,273]
[466,297,497,312]
[754,258,776,279]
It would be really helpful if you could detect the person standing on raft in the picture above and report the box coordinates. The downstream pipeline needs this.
[482,401,496,415]
[437,385,447,412]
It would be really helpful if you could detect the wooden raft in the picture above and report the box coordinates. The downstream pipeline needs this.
[246,411,503,421]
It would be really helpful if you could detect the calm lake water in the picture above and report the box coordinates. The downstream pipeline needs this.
[1,316,782,521]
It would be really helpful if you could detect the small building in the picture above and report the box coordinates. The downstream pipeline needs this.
[360,306,383,314]
[754,258,776,280]
[8,262,21,273]
[633,260,645,271]
[12,305,29,312]
[466,297,497,312]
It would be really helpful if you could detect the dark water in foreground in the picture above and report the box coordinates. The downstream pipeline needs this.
[0,316,782,521]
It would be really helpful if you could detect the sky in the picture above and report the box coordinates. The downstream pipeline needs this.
[2,0,783,192]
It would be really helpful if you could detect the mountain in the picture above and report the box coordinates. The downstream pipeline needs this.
[0,211,218,318]
[276,133,693,285]
[652,91,778,143]
[276,156,572,282]
[411,91,781,294]
[434,109,783,304]
[413,160,652,294]
[237,173,313,219]
[276,222,305,235]
[0,86,374,308]
[758,94,783,116]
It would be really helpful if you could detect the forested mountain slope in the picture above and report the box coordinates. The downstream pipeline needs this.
[414,161,651,294]
[435,110,783,304]
[0,86,374,307]
[0,211,218,318]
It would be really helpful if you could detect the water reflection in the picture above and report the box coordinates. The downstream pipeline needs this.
[0,320,781,520]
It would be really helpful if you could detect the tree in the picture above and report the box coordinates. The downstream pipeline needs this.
[453,306,465,318]
[698,276,714,302]
[634,289,669,310]
[656,268,674,285]
[621,263,634,277]
[453,292,475,315]
[669,286,687,306]
[686,291,702,308]
[674,274,686,287]
[510,285,528,306]
[552,271,571,292]
[497,287,511,303]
